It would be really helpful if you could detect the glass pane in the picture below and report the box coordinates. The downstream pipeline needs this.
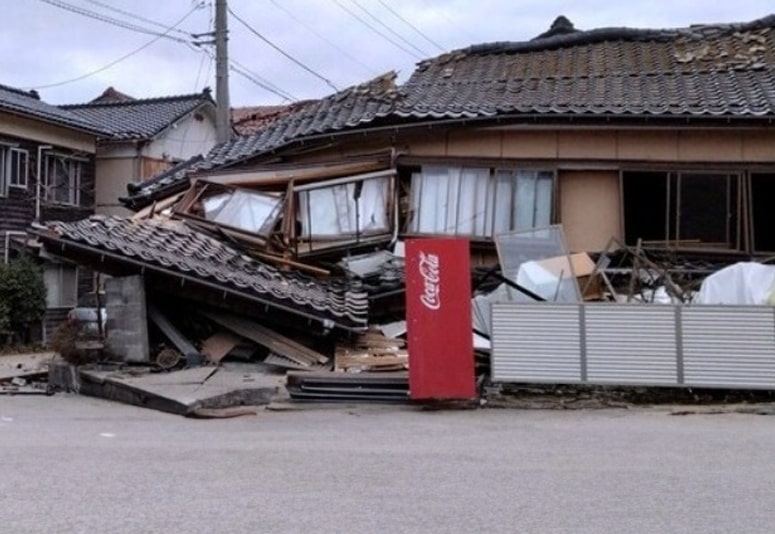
[492,170,516,234]
[299,177,390,238]
[211,190,281,236]
[495,225,580,302]
[515,171,538,229]
[534,172,553,227]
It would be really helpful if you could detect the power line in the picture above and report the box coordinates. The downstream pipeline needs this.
[332,0,422,60]
[376,0,445,53]
[38,0,196,44]
[228,6,339,92]
[28,5,202,90]
[268,0,379,77]
[197,45,298,103]
[349,0,429,57]
[230,64,297,103]
[230,58,298,102]
[83,0,197,38]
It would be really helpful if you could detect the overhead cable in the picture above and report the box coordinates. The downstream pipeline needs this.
[376,0,445,52]
[228,6,339,92]
[83,0,199,38]
[268,0,379,77]
[28,5,201,90]
[349,0,429,57]
[332,0,423,60]
[38,0,197,44]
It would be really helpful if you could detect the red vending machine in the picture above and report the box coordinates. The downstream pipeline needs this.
[405,238,476,400]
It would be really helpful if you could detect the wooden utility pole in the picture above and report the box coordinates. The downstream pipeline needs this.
[214,0,232,144]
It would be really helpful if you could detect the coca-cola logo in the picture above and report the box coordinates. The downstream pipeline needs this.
[419,252,440,310]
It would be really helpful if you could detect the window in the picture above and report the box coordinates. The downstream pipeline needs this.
[45,155,82,206]
[202,189,282,236]
[44,264,78,308]
[409,166,553,238]
[622,171,740,249]
[0,146,28,195]
[297,176,391,238]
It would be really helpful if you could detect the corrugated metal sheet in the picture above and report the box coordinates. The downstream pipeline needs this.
[491,303,581,382]
[491,303,775,390]
[585,306,678,385]
[682,306,775,388]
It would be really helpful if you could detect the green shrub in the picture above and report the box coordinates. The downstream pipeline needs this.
[0,255,47,344]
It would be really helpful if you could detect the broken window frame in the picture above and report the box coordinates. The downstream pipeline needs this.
[407,165,554,239]
[289,169,397,255]
[44,153,83,206]
[173,180,285,247]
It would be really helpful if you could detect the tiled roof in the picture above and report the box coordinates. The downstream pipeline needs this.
[32,216,369,329]
[400,14,775,119]
[231,101,317,135]
[0,83,104,134]
[124,14,775,206]
[61,90,214,140]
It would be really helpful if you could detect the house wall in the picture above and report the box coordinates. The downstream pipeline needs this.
[0,112,95,152]
[559,170,621,252]
[142,112,217,161]
[94,155,134,216]
[404,126,775,163]
[93,109,217,217]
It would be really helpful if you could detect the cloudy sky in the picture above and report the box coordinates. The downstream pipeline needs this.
[2,1,772,107]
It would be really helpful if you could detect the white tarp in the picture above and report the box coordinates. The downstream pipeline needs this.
[695,262,775,305]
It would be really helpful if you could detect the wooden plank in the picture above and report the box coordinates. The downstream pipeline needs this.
[201,331,243,364]
[147,304,201,359]
[203,311,329,366]
[336,354,408,368]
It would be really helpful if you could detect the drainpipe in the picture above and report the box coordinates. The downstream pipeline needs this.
[4,231,27,264]
[35,145,53,221]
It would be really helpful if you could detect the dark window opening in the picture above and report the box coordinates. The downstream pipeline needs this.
[622,171,668,244]
[623,171,739,249]
[751,173,775,252]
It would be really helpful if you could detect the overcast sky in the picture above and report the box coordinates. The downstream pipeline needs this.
[2,1,772,107]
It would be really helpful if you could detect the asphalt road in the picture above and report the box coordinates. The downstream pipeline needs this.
[1,395,774,533]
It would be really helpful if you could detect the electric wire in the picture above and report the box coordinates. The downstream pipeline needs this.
[83,0,198,38]
[268,0,378,77]
[349,0,429,57]
[332,0,423,60]
[376,0,445,52]
[228,6,339,92]
[38,0,196,44]
[27,5,201,90]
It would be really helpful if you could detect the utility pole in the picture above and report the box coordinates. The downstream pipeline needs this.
[214,0,232,144]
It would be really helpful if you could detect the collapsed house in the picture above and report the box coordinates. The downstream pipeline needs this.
[28,14,775,399]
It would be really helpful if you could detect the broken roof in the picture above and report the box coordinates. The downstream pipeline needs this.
[61,89,215,140]
[0,83,104,134]
[32,216,369,330]
[124,14,775,206]
[232,102,317,135]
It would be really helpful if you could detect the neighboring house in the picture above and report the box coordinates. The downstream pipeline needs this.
[123,14,775,257]
[62,87,217,216]
[0,83,103,335]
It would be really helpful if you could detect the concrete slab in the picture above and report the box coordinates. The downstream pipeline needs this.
[0,352,54,382]
[79,363,284,416]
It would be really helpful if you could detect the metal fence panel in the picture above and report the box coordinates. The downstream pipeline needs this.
[682,306,775,388]
[585,306,678,385]
[491,303,581,382]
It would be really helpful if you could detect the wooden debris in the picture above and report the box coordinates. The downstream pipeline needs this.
[203,310,329,367]
[187,406,258,418]
[335,328,408,372]
[201,331,243,364]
